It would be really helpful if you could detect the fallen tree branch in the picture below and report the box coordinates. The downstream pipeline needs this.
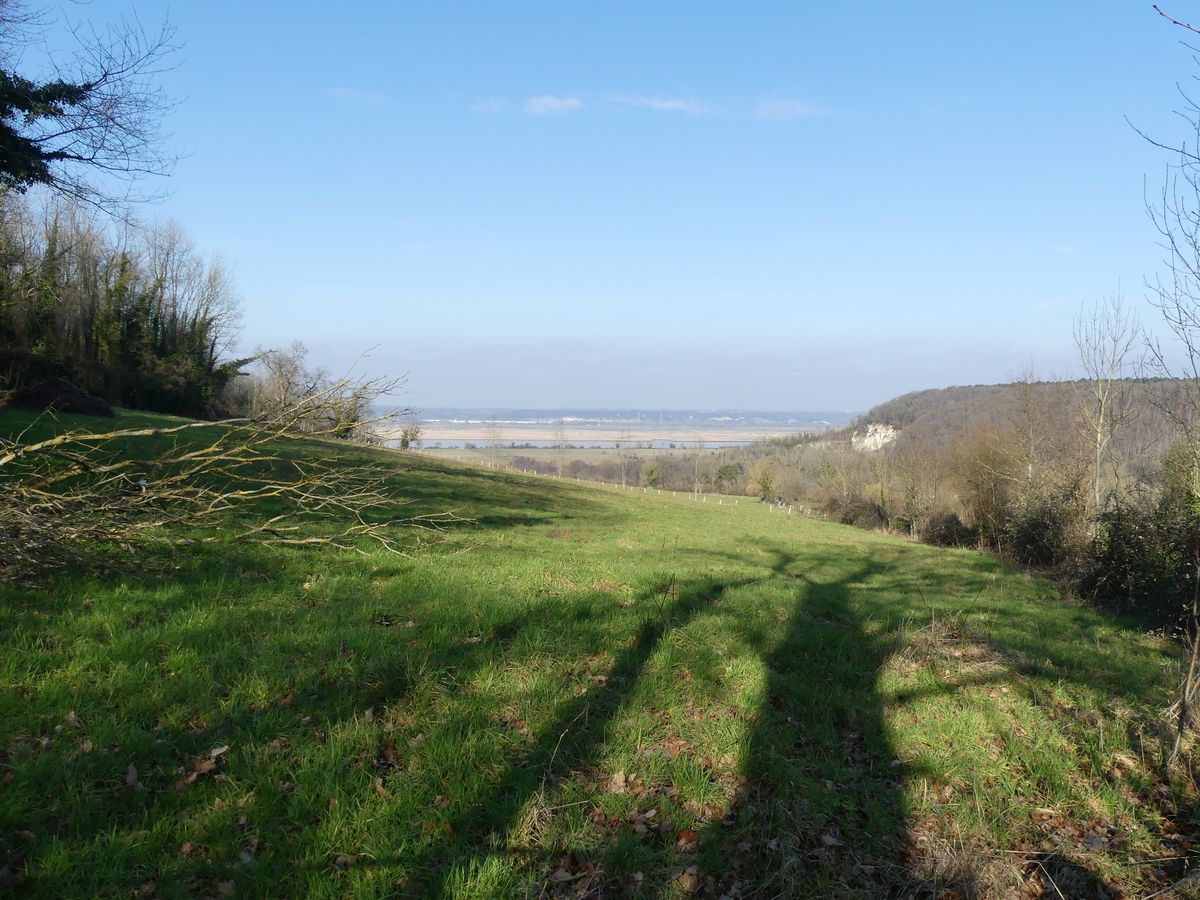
[1,375,461,580]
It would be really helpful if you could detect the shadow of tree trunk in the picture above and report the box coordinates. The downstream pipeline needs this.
[696,561,976,897]
[397,570,758,896]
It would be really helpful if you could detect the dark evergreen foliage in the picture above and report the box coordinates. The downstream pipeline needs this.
[0,70,90,192]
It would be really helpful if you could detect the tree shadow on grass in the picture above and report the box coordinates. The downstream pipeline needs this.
[383,457,618,533]
[393,578,744,897]
[9,522,1181,896]
[0,545,935,897]
[367,547,952,897]
[351,547,984,897]
[692,559,963,898]
[386,565,770,896]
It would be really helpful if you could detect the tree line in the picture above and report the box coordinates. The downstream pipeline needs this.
[0,192,246,417]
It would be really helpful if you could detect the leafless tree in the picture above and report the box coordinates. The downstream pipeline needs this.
[250,342,317,422]
[139,219,242,371]
[816,440,862,508]
[552,418,568,477]
[1140,21,1200,761]
[690,432,706,495]
[616,428,633,487]
[1074,293,1141,517]
[485,418,503,467]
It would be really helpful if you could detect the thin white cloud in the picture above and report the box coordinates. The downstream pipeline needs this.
[524,95,584,115]
[754,99,820,120]
[472,98,512,114]
[321,87,389,105]
[611,95,710,115]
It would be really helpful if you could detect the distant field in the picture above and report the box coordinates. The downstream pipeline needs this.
[422,445,725,468]
[421,423,804,442]
[1,409,1195,897]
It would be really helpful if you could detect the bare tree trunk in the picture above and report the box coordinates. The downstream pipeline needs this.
[553,419,568,477]
[1171,527,1200,765]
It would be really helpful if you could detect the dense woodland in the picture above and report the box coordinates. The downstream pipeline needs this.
[0,189,386,439]
[0,192,246,416]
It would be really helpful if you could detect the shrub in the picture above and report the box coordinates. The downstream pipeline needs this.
[837,498,888,531]
[1084,493,1199,631]
[1002,489,1083,568]
[922,512,976,547]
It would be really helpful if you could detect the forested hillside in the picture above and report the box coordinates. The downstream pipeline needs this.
[0,196,245,417]
[857,379,1180,467]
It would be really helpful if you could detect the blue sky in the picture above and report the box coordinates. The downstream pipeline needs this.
[44,2,1200,409]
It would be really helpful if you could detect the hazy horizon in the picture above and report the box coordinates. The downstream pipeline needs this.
[301,334,1080,412]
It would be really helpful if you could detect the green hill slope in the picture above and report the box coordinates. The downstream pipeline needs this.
[0,411,1194,897]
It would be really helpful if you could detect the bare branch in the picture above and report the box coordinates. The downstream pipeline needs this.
[1156,4,1200,35]
[1,373,453,581]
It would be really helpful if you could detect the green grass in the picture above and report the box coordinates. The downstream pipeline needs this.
[1,409,1197,897]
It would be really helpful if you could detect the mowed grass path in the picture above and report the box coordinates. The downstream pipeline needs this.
[0,411,1193,897]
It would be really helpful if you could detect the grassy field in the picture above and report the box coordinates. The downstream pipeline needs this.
[1,410,1197,897]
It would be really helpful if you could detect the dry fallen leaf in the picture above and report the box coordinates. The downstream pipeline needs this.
[610,770,627,794]
[677,828,699,851]
[380,736,400,767]
[178,757,217,787]
[675,866,701,893]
